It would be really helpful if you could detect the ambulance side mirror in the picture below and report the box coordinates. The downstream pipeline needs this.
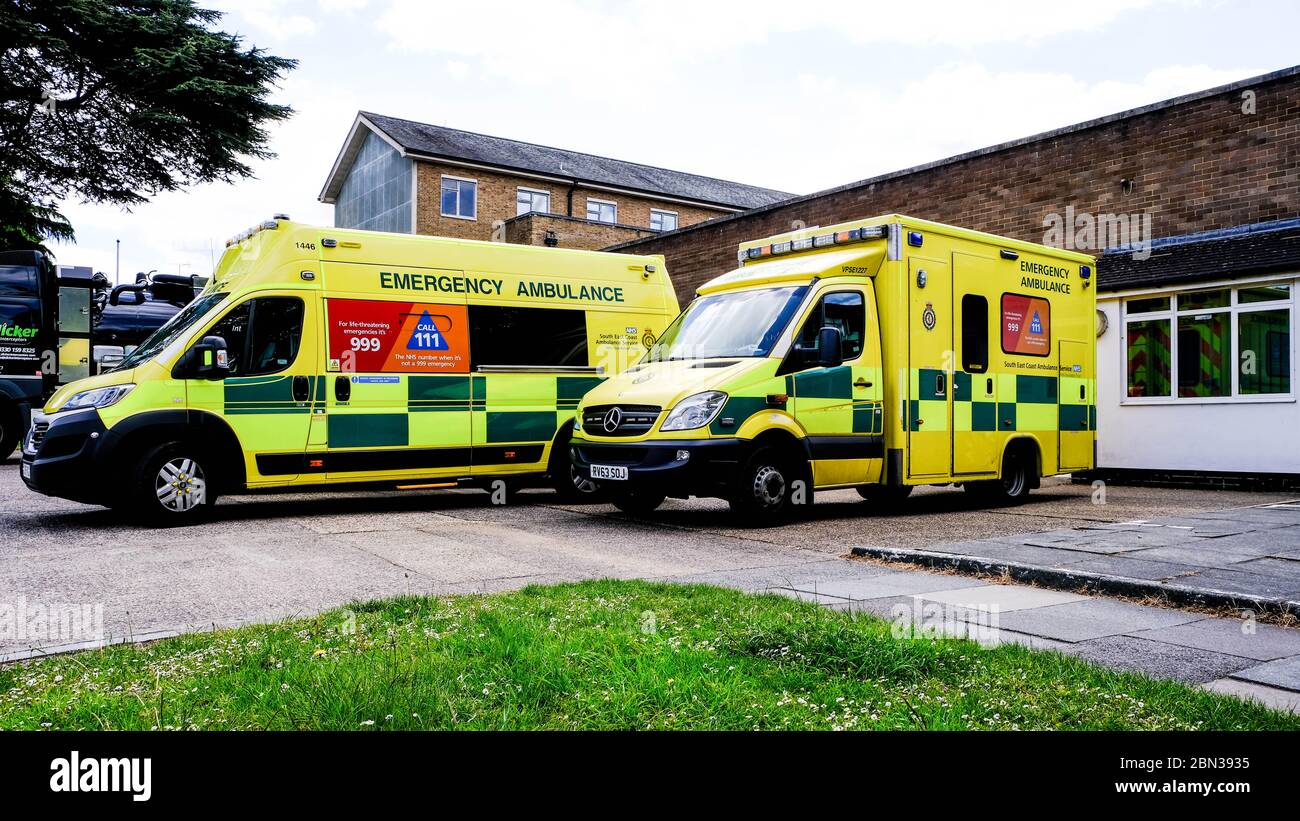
[817,326,843,369]
[177,335,230,380]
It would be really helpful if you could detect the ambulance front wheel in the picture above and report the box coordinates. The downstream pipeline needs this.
[728,446,803,526]
[125,442,218,527]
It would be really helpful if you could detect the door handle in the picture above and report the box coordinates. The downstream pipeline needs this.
[854,377,872,389]
[335,375,351,402]
[292,375,310,403]
[935,372,946,397]
[1079,385,1086,400]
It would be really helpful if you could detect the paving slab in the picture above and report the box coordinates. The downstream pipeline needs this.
[996,598,1203,642]
[924,540,1093,566]
[1120,543,1282,567]
[1065,635,1256,683]
[1163,567,1300,599]
[1062,555,1210,581]
[1204,678,1300,713]
[1228,655,1300,692]
[779,571,986,601]
[1128,617,1300,661]
[913,583,1087,612]
[1021,529,1198,553]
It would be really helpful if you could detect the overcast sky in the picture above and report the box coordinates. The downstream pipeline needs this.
[53,0,1299,282]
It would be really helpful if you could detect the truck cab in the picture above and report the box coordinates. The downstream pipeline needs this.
[571,214,1097,524]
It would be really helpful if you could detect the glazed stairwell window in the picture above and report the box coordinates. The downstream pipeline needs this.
[205,297,305,376]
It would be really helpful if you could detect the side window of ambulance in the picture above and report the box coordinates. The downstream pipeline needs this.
[469,306,588,367]
[961,294,989,373]
[206,297,304,376]
[797,291,865,362]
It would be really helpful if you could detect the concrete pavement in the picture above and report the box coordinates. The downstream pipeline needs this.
[4,457,1300,712]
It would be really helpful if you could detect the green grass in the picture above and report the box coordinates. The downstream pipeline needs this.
[2,580,1296,730]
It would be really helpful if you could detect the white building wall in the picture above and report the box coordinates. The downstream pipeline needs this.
[1096,277,1300,475]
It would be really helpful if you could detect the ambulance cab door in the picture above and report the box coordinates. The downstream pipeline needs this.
[787,285,883,488]
[906,256,953,478]
[184,292,317,484]
[1058,340,1093,471]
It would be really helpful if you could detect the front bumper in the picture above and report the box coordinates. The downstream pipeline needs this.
[571,436,746,497]
[20,409,112,505]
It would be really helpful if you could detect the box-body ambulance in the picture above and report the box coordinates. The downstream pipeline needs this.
[571,214,1096,523]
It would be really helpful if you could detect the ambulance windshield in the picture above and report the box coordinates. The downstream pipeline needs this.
[114,291,229,371]
[647,285,809,361]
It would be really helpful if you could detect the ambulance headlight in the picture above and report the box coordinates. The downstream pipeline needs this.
[60,384,136,412]
[661,391,727,431]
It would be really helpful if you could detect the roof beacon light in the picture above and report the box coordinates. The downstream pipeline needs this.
[736,224,889,264]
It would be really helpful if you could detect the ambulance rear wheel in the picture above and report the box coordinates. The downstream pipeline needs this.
[967,446,1032,505]
[728,446,801,526]
[610,489,665,516]
[126,442,218,527]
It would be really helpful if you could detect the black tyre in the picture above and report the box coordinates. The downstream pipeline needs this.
[966,446,1033,505]
[856,484,913,505]
[126,442,218,526]
[727,446,804,526]
[549,441,602,503]
[610,488,666,516]
[0,407,18,461]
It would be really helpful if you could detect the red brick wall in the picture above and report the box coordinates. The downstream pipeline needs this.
[415,162,732,242]
[610,69,1300,303]
[502,213,658,250]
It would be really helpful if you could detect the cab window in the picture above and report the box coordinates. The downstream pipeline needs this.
[206,297,304,376]
[796,291,865,361]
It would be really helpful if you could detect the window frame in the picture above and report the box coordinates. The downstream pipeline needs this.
[440,174,478,221]
[516,187,551,217]
[585,198,617,225]
[1120,277,1296,406]
[960,293,990,374]
[202,295,305,378]
[649,208,678,232]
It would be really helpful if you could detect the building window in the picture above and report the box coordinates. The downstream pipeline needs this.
[516,188,550,216]
[650,209,678,232]
[1124,282,1292,401]
[586,198,617,224]
[440,176,477,220]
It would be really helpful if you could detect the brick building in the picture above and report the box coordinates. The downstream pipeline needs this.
[318,112,790,249]
[608,65,1300,479]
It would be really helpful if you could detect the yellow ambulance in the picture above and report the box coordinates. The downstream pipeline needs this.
[571,215,1096,523]
[20,217,677,524]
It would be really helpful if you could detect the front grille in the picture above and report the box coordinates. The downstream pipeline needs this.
[25,420,49,454]
[582,404,660,437]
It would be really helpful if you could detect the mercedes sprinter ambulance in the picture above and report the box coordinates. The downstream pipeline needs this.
[21,217,677,524]
[571,215,1096,523]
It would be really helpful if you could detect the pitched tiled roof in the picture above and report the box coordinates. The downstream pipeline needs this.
[320,112,793,210]
[1100,220,1300,292]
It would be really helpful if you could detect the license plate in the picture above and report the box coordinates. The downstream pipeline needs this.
[590,464,628,481]
[21,462,31,480]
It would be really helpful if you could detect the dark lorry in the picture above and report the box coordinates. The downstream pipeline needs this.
[0,250,199,458]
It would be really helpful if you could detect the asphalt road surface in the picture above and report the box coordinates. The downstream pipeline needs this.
[1,454,1292,658]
